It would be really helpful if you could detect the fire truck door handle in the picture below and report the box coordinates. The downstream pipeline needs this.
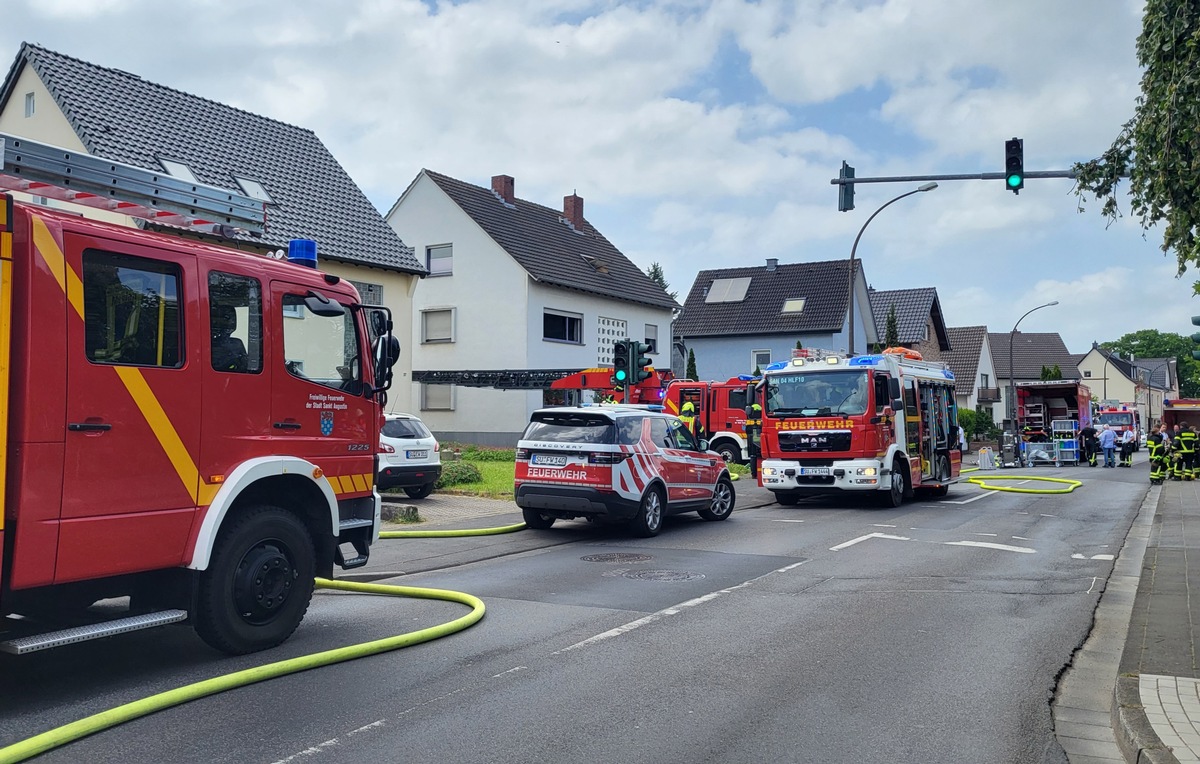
[68,422,112,432]
[273,421,302,430]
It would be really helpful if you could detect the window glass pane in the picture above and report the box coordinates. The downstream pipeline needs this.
[753,350,771,369]
[209,271,262,374]
[422,383,454,410]
[83,250,183,367]
[382,418,432,439]
[282,293,360,393]
[644,324,658,353]
[544,311,582,343]
[424,309,453,342]
[427,245,452,276]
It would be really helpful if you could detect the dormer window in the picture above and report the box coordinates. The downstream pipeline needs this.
[782,298,806,313]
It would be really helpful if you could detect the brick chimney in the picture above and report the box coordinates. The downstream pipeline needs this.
[491,174,514,204]
[564,193,584,230]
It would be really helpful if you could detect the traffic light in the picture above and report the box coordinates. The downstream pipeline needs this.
[632,342,653,382]
[612,339,630,389]
[1005,137,1024,194]
[1191,316,1200,360]
[837,160,855,212]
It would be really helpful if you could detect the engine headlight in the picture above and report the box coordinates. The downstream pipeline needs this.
[856,467,877,476]
[762,467,778,476]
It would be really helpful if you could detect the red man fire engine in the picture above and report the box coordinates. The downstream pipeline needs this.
[662,376,757,464]
[0,135,399,654]
[1095,405,1140,451]
[750,348,960,507]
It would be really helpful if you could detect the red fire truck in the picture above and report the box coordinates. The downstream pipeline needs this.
[751,348,961,507]
[662,376,757,464]
[550,367,673,404]
[1095,405,1140,450]
[0,136,398,655]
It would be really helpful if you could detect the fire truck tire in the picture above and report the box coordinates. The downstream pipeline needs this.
[882,459,907,508]
[630,486,665,537]
[195,506,316,655]
[712,440,741,465]
[521,509,556,529]
[699,476,735,521]
[774,492,800,506]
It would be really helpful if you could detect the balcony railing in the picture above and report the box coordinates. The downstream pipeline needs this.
[976,386,1001,403]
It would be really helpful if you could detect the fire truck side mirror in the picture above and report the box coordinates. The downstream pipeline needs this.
[888,378,901,400]
[304,290,346,317]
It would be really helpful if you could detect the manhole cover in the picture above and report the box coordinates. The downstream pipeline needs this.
[622,569,705,582]
[581,553,653,563]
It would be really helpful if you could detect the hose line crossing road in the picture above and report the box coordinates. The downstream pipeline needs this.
[0,460,1148,763]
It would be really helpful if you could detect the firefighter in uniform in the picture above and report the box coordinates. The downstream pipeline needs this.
[746,401,762,477]
[1118,428,1135,467]
[680,401,703,441]
[1080,423,1099,467]
[1180,423,1198,480]
[1147,424,1168,484]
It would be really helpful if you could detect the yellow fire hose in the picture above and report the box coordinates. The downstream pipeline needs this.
[0,522,529,764]
[3,465,1088,762]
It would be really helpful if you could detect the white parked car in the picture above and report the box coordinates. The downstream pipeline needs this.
[378,413,441,499]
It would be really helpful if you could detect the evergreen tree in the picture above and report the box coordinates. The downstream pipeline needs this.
[646,262,678,302]
[686,348,698,380]
[885,305,900,348]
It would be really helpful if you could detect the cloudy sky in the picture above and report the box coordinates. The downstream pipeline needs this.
[4,0,1189,352]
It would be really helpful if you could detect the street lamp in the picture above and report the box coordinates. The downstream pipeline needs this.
[846,182,938,355]
[1008,301,1059,430]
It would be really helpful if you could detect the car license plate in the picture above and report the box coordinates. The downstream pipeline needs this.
[406,450,428,459]
[532,454,568,467]
[799,467,831,476]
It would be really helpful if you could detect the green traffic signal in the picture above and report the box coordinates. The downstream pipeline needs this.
[612,339,631,388]
[1007,174,1023,188]
[614,368,628,382]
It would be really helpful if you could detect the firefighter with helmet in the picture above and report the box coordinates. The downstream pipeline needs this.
[680,401,703,440]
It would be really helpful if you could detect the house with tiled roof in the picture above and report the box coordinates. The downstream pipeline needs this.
[673,258,878,381]
[385,171,678,444]
[1076,345,1180,429]
[867,287,951,360]
[943,326,1001,421]
[988,331,1083,429]
[0,42,425,382]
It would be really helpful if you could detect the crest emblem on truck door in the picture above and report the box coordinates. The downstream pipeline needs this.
[321,411,334,436]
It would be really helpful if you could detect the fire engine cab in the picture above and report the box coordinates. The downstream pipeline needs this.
[751,348,960,507]
[0,135,399,655]
[662,376,756,464]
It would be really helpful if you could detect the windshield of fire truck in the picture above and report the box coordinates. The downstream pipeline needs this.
[1096,412,1134,427]
[764,370,869,417]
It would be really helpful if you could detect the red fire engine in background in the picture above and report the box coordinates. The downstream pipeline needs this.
[750,348,960,507]
[662,376,757,464]
[0,135,399,655]
[1095,405,1141,450]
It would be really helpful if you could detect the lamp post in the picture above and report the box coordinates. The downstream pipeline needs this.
[1143,359,1174,428]
[846,182,938,355]
[1008,301,1059,431]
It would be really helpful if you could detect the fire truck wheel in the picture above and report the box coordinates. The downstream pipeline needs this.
[882,459,907,508]
[713,440,741,465]
[522,508,556,529]
[196,506,316,655]
[630,486,665,537]
[936,455,951,482]
[699,476,735,521]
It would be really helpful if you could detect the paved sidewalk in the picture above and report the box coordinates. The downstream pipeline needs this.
[1114,478,1200,763]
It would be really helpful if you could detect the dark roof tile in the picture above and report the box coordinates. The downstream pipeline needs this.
[990,332,1082,380]
[943,326,988,387]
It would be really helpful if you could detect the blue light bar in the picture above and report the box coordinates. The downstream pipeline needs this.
[764,361,789,372]
[849,355,883,366]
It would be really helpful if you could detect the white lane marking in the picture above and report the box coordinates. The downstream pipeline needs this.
[972,533,998,537]
[1012,536,1029,541]
[944,540,1036,554]
[773,519,805,523]
[873,524,897,527]
[830,532,910,551]
[1092,554,1115,560]
[554,559,812,654]
[941,491,997,505]
[1040,514,1057,518]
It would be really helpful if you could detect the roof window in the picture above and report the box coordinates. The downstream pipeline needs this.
[782,298,806,313]
[159,158,198,183]
[234,177,273,203]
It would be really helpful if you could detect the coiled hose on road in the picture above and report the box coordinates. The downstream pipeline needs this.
[0,521,528,764]
[2,468,1082,762]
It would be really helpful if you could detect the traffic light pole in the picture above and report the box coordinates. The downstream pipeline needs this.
[830,169,1078,186]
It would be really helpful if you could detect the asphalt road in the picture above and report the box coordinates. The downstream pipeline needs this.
[0,459,1150,764]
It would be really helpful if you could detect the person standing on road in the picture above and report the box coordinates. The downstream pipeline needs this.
[1118,427,1136,467]
[1080,423,1099,467]
[679,401,703,440]
[1148,423,1169,484]
[1099,424,1117,468]
[1179,423,1198,481]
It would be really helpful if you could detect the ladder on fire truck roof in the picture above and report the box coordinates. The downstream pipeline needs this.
[0,133,265,236]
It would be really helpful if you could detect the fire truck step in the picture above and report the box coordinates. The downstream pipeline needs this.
[0,609,188,655]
